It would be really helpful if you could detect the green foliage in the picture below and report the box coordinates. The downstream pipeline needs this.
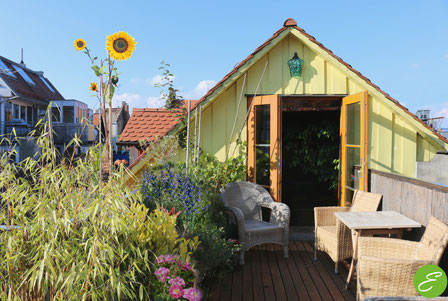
[0,130,197,300]
[284,119,340,191]
[154,61,184,110]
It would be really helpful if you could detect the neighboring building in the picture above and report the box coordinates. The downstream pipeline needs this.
[51,99,95,155]
[93,101,130,152]
[0,55,92,160]
[125,18,448,226]
[117,100,198,164]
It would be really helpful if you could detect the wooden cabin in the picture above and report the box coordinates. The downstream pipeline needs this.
[126,18,448,226]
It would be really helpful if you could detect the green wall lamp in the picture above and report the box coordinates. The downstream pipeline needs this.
[288,52,304,78]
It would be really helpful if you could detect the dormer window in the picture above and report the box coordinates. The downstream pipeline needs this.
[12,65,35,86]
[39,75,55,93]
[0,59,17,78]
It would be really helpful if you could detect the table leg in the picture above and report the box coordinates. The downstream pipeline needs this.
[345,229,360,290]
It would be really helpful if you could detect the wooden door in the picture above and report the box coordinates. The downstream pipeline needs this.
[340,91,369,206]
[247,95,282,202]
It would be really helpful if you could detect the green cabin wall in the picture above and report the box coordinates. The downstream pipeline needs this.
[186,31,445,179]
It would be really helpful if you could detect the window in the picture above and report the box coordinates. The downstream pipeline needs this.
[20,105,26,120]
[39,75,55,93]
[5,102,12,122]
[12,65,35,86]
[13,104,19,119]
[63,106,74,123]
[38,108,46,121]
[27,106,32,123]
[0,59,17,78]
[52,107,61,122]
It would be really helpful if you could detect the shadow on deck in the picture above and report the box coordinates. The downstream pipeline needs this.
[206,241,356,301]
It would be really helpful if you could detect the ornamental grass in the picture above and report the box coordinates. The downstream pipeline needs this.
[0,125,198,300]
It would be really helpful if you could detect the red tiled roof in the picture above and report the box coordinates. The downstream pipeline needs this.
[118,108,183,145]
[0,56,64,102]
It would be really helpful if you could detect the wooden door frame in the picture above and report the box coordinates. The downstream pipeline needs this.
[340,91,369,206]
[247,95,282,202]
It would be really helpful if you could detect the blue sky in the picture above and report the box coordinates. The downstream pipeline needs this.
[2,1,448,124]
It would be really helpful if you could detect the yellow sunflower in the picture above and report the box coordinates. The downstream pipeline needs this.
[74,39,86,51]
[90,82,98,92]
[106,32,136,60]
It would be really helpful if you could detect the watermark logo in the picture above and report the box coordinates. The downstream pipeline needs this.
[414,265,447,298]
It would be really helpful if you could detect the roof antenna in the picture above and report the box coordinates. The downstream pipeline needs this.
[20,48,26,67]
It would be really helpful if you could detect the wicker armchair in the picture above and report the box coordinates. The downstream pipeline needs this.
[219,181,290,265]
[357,216,448,300]
[314,190,382,273]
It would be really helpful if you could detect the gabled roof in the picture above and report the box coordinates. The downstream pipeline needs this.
[0,56,64,102]
[118,100,199,146]
[183,18,448,145]
[118,108,182,145]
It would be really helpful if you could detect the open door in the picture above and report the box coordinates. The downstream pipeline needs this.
[340,91,369,206]
[247,95,282,202]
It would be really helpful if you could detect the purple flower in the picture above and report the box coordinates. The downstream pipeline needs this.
[169,276,186,288]
[154,267,170,282]
[169,285,184,299]
[181,262,191,271]
[164,254,175,264]
[183,287,202,301]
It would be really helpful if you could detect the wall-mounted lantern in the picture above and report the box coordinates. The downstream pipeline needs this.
[288,52,304,78]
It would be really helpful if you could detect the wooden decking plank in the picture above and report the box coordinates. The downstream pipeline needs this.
[294,241,333,300]
[251,246,265,301]
[311,244,356,300]
[266,244,288,301]
[272,244,304,301]
[207,276,222,301]
[219,268,233,301]
[289,241,322,300]
[277,243,311,301]
[230,266,243,301]
[259,245,277,301]
[242,250,253,301]
[300,241,348,301]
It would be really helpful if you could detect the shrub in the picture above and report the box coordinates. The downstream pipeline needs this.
[0,133,198,300]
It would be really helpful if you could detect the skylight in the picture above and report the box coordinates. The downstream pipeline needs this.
[0,59,17,78]
[12,65,35,86]
[39,75,55,93]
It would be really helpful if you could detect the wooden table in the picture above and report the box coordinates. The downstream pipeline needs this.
[334,211,421,289]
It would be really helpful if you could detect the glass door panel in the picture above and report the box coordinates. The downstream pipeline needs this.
[247,95,281,202]
[255,105,270,187]
[340,91,368,206]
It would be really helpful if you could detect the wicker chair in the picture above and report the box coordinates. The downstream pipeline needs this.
[219,181,290,265]
[357,216,448,300]
[314,190,383,273]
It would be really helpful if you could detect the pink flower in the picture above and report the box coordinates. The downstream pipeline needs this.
[156,255,165,264]
[169,285,184,299]
[169,276,186,287]
[181,262,191,271]
[164,254,175,264]
[183,287,202,301]
[154,267,170,282]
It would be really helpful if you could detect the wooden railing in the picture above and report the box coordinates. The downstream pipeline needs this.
[369,169,448,238]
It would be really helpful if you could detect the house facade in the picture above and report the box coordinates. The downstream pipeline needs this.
[126,18,448,226]
[0,55,92,160]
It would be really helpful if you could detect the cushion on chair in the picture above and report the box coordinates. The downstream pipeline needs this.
[316,225,338,260]
[245,219,283,233]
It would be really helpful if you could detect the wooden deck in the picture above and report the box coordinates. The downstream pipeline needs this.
[207,241,356,301]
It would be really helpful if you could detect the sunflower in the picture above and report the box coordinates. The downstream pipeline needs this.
[90,82,98,92]
[74,39,86,51]
[106,32,136,60]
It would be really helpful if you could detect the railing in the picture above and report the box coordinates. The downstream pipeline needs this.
[1,122,93,144]
[369,169,448,237]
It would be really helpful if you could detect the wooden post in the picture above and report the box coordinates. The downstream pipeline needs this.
[185,100,191,174]
[193,107,198,163]
[197,105,202,164]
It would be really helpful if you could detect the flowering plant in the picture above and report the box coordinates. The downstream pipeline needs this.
[152,254,202,301]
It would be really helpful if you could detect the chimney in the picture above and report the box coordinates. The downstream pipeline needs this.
[20,48,26,68]
[122,101,129,113]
